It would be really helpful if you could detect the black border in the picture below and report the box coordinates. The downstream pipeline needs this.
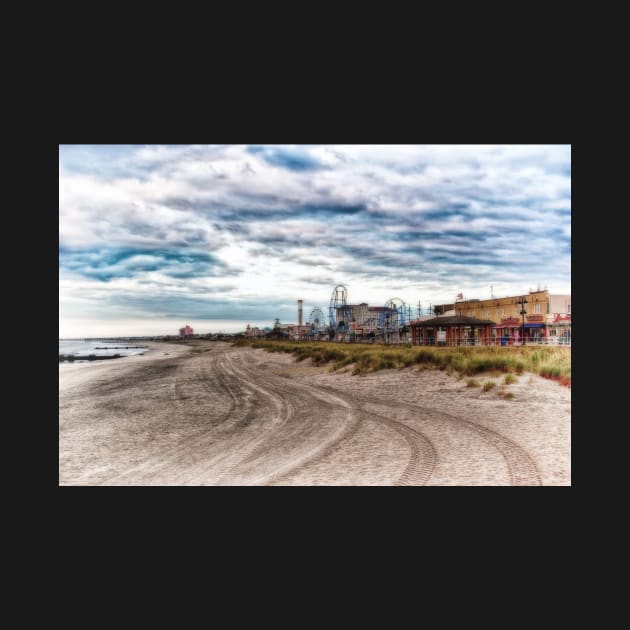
[50,70,574,558]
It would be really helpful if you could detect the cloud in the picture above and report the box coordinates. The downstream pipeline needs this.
[59,144,571,335]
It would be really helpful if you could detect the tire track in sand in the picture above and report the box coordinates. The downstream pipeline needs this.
[234,353,436,486]
[402,400,541,486]
[197,352,237,427]
[147,349,278,484]
[365,410,438,486]
[457,419,541,486]
[220,352,363,486]
[102,350,241,485]
[263,399,436,486]
[321,387,541,486]
[207,350,296,484]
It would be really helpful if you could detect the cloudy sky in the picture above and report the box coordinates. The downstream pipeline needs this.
[59,144,571,337]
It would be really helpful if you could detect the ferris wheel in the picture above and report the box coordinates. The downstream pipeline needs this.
[308,307,327,332]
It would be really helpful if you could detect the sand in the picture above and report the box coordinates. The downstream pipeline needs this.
[59,340,571,486]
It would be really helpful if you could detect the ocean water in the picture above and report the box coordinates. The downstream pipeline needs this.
[59,339,149,360]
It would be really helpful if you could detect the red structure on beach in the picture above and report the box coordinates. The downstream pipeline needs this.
[179,325,193,337]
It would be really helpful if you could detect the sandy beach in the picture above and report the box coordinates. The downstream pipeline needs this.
[59,340,571,486]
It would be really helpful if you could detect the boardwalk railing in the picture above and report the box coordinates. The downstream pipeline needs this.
[412,337,571,347]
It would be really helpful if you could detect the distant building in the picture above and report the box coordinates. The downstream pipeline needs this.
[179,325,194,337]
[454,289,571,345]
[286,324,312,340]
[246,324,265,338]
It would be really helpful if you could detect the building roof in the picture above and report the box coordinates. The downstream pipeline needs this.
[411,315,495,327]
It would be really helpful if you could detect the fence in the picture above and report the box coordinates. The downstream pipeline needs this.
[283,332,571,347]
[412,337,571,347]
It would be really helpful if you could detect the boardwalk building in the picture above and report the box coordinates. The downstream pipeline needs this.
[454,289,570,345]
[410,315,494,346]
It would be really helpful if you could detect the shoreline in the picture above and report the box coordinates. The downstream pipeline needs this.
[59,341,192,390]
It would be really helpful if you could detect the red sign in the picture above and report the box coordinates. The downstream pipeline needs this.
[526,315,544,322]
[500,317,520,326]
[554,313,571,322]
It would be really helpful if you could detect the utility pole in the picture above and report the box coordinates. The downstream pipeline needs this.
[518,296,528,346]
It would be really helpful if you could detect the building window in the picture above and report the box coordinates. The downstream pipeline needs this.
[535,303,541,314]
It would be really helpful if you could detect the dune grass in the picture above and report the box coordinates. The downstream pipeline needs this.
[232,339,571,386]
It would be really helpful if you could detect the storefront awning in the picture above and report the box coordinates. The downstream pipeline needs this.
[524,323,545,328]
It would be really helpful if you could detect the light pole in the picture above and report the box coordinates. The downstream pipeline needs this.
[518,297,528,346]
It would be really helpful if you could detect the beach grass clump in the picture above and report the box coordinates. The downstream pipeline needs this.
[231,339,570,385]
[498,390,515,400]
[540,366,560,379]
[352,362,369,376]
[504,374,517,385]
[482,381,496,392]
[466,378,479,388]
[311,347,346,365]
